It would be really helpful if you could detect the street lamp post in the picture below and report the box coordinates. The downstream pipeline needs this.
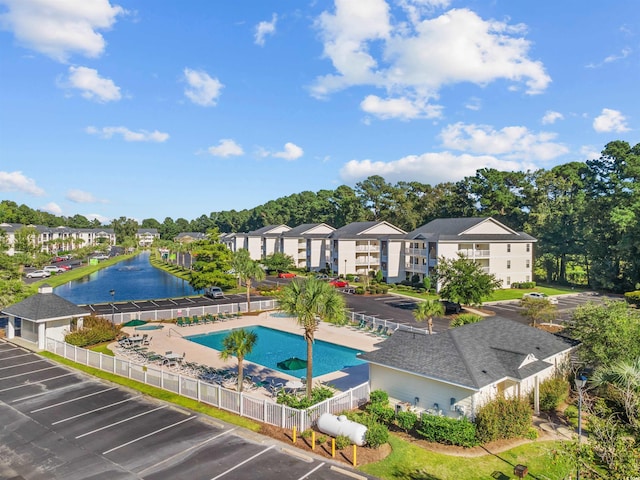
[344,259,347,277]
[574,374,587,480]
[109,289,115,325]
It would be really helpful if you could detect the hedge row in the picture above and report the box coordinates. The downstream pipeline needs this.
[624,290,640,306]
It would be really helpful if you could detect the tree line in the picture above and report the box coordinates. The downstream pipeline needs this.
[1,140,638,292]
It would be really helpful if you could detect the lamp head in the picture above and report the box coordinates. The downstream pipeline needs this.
[574,375,587,389]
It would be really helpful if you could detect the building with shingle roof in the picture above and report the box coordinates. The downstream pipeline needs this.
[1,285,88,349]
[278,223,335,271]
[359,316,573,418]
[405,217,536,288]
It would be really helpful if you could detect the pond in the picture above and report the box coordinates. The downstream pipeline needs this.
[54,251,201,304]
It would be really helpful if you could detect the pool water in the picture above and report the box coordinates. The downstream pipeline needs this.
[134,324,165,331]
[185,326,365,377]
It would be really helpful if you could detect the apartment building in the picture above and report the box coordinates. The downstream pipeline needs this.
[277,223,335,271]
[0,223,116,255]
[404,217,536,287]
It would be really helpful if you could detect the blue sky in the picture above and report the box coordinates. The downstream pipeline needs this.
[0,1,638,224]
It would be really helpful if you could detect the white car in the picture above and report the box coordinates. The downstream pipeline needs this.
[26,270,51,279]
[523,292,558,304]
[43,265,65,274]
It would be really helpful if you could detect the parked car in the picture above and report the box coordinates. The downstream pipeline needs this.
[93,254,110,260]
[43,265,65,274]
[329,279,349,288]
[277,272,296,278]
[314,274,330,280]
[26,270,51,279]
[51,256,65,263]
[441,300,462,314]
[59,265,72,271]
[522,292,558,304]
[204,286,224,299]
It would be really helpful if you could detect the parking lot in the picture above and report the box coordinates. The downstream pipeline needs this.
[0,339,374,480]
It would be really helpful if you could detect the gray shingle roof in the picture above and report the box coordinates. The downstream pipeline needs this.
[406,217,536,242]
[1,287,88,321]
[359,317,572,389]
[247,225,290,235]
[280,223,334,237]
[329,221,407,239]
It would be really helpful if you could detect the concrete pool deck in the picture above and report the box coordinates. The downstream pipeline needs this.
[115,311,382,394]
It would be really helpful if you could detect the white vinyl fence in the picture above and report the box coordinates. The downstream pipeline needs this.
[46,338,370,432]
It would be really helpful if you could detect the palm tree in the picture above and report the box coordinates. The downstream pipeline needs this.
[278,277,346,398]
[413,299,445,334]
[592,357,640,429]
[234,250,266,313]
[218,328,258,392]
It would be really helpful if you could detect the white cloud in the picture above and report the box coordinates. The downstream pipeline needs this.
[0,0,125,62]
[360,95,442,120]
[41,202,62,215]
[586,47,632,68]
[85,213,110,224]
[440,122,568,161]
[183,68,223,106]
[464,97,481,111]
[541,110,564,125]
[273,142,304,161]
[255,13,277,46]
[66,66,121,102]
[86,126,169,142]
[593,108,630,133]
[66,189,107,203]
[579,145,601,161]
[207,139,244,157]
[312,4,550,119]
[0,170,45,196]
[340,151,523,185]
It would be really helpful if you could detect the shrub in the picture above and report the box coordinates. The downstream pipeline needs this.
[624,290,640,306]
[64,315,119,347]
[276,385,334,408]
[395,411,418,432]
[450,313,483,328]
[335,434,351,449]
[415,414,478,447]
[365,402,396,424]
[365,422,389,448]
[301,429,313,439]
[369,390,389,405]
[317,434,327,444]
[512,282,537,289]
[525,427,539,440]
[475,397,533,443]
[535,377,570,412]
[564,405,579,428]
[355,286,365,295]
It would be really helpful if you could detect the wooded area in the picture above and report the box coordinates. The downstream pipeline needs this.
[1,140,638,292]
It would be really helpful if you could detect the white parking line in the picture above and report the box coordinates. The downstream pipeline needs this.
[137,427,237,476]
[1,366,59,380]
[0,359,46,370]
[0,373,76,393]
[76,405,167,439]
[52,396,141,425]
[298,462,325,480]
[102,415,196,455]
[30,386,118,413]
[0,353,32,361]
[210,445,275,480]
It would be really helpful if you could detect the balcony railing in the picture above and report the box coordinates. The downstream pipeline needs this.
[458,249,490,258]
[406,248,427,256]
[355,245,380,252]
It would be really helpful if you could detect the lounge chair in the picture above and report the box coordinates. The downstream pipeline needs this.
[176,317,185,327]
[192,315,200,325]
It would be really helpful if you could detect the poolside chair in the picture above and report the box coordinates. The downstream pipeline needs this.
[183,318,192,327]
[192,315,200,325]
[373,325,384,336]
[176,317,184,327]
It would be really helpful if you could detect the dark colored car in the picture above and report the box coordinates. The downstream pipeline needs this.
[441,300,461,314]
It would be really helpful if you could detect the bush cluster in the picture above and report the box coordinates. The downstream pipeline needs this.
[276,385,334,409]
[366,285,389,294]
[624,290,640,306]
[64,315,119,347]
[475,397,533,443]
[534,376,570,412]
[511,282,537,289]
[450,313,483,327]
[414,414,478,447]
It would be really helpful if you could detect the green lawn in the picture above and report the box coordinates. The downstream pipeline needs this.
[485,285,586,302]
[360,434,572,480]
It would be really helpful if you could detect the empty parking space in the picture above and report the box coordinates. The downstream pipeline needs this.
[0,339,373,480]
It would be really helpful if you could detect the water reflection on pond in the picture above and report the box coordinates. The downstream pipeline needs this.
[54,251,201,304]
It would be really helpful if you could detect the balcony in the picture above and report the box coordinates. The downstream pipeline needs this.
[407,248,427,256]
[458,249,490,258]
[355,245,380,252]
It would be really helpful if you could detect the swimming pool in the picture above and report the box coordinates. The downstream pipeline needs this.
[185,326,365,377]
[134,324,165,331]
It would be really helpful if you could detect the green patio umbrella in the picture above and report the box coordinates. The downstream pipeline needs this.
[277,357,307,370]
[122,319,147,327]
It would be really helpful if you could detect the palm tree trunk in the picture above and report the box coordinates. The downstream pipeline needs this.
[237,357,244,392]
[306,338,313,398]
[246,279,252,313]
[428,317,433,335]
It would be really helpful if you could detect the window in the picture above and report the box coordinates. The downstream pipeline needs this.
[507,260,511,269]
[506,276,511,286]
[526,275,530,282]
[526,259,530,268]
[507,244,511,253]
[526,243,530,253]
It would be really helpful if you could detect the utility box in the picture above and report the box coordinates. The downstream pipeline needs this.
[514,464,528,478]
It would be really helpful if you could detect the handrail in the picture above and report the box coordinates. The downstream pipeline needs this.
[167,328,184,338]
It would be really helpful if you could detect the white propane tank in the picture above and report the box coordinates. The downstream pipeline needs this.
[317,413,368,446]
